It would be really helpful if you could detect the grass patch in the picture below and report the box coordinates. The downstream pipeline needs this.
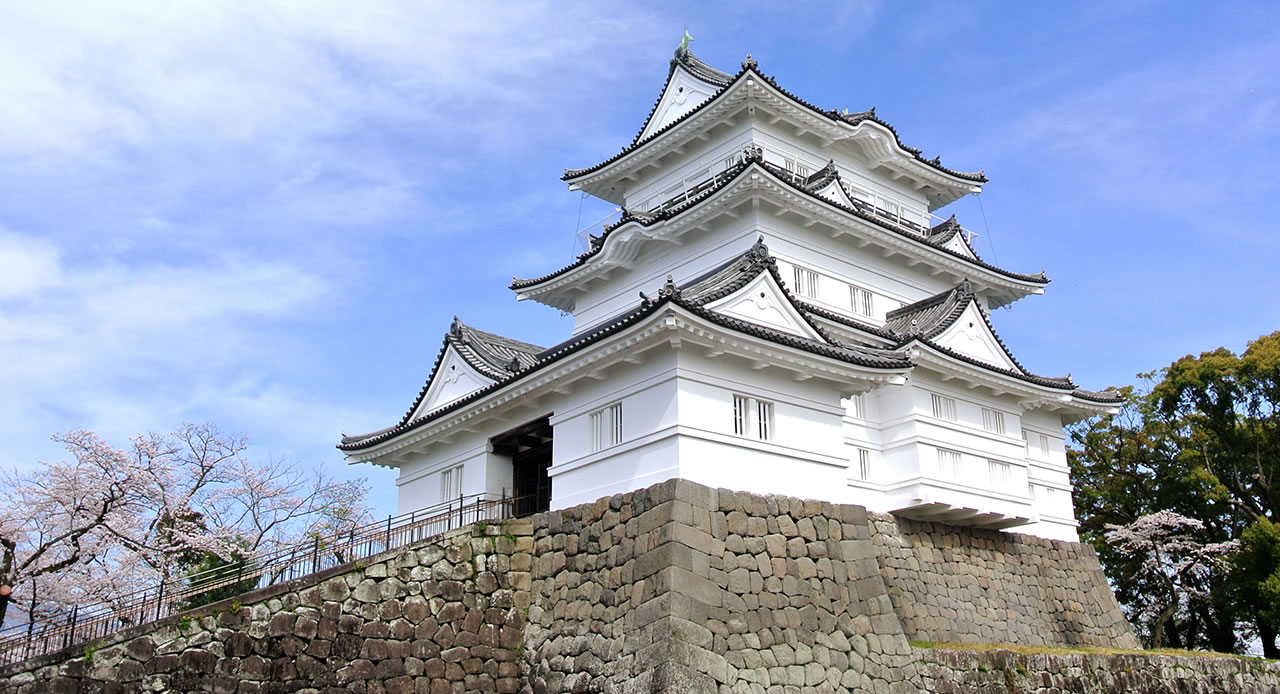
[907,640,1268,661]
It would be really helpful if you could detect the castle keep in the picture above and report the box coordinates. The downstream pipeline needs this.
[339,43,1119,542]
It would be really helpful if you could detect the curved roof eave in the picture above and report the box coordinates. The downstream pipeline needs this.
[339,296,910,454]
[563,64,986,187]
[517,159,1045,297]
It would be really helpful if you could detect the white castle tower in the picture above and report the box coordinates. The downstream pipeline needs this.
[339,43,1119,542]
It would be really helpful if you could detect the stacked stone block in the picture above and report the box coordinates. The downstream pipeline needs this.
[869,513,1140,649]
[0,519,536,694]
[5,478,1280,693]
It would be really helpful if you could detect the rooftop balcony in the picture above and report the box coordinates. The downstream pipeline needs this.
[602,144,979,247]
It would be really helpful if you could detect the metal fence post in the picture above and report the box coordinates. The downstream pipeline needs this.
[385,514,392,551]
[312,536,321,573]
[65,605,78,650]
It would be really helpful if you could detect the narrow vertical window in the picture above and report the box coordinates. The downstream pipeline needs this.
[440,465,463,502]
[849,393,866,419]
[589,402,623,452]
[1038,434,1051,461]
[981,408,1005,434]
[793,266,819,298]
[931,394,957,422]
[756,400,773,440]
[853,447,871,481]
[936,448,961,480]
[850,285,874,317]
[733,395,774,441]
[987,460,1013,491]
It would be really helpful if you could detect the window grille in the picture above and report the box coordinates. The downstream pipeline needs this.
[589,402,623,452]
[931,394,957,422]
[1038,434,1051,460]
[784,157,810,178]
[850,285,874,317]
[853,447,871,481]
[849,393,866,419]
[793,266,819,298]
[987,460,1013,490]
[936,448,962,479]
[440,465,463,501]
[733,395,774,441]
[981,408,1005,434]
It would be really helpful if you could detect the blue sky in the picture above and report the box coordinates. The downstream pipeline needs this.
[1,2,1276,516]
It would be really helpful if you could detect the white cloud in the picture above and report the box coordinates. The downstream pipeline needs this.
[0,227,330,465]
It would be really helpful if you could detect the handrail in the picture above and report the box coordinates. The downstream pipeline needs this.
[0,491,531,667]
[638,149,977,245]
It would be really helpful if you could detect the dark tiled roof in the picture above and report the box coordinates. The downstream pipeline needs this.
[884,282,974,339]
[884,281,1079,390]
[564,56,985,184]
[518,158,1047,294]
[1070,388,1125,404]
[448,318,544,379]
[796,299,898,341]
[344,318,545,446]
[341,248,912,452]
[924,215,982,259]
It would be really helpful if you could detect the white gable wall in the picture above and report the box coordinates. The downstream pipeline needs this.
[931,303,1021,372]
[411,347,495,420]
[635,67,722,143]
[704,272,825,340]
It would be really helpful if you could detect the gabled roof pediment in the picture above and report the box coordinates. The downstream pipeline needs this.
[931,302,1020,372]
[411,345,497,420]
[378,318,545,436]
[634,47,729,143]
[703,264,827,342]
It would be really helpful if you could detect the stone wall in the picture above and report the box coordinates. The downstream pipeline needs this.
[2,478,1277,693]
[869,513,1140,648]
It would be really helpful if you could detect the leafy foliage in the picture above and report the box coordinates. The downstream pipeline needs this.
[1070,331,1280,655]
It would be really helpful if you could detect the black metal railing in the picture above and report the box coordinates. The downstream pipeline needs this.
[0,492,527,667]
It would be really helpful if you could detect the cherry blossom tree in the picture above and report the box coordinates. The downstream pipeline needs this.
[0,424,370,628]
[1105,510,1239,648]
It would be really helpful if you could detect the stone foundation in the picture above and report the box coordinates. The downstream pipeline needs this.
[2,479,1276,693]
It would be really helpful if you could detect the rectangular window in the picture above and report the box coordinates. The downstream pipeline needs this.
[850,285,874,317]
[848,393,866,419]
[784,157,810,178]
[981,408,1005,435]
[988,460,1013,491]
[853,447,871,481]
[936,448,962,480]
[931,393,957,422]
[1038,434,1051,460]
[440,465,463,502]
[589,403,623,452]
[793,266,819,298]
[733,395,774,441]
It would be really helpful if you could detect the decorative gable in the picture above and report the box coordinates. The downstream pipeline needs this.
[931,302,1020,372]
[940,234,977,259]
[411,346,496,420]
[810,178,859,209]
[636,67,719,142]
[704,271,826,342]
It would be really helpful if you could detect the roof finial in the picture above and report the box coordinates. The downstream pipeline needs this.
[678,29,693,54]
[750,235,770,260]
[742,53,757,70]
[960,278,972,295]
[449,316,463,337]
[506,357,523,372]
[659,274,682,299]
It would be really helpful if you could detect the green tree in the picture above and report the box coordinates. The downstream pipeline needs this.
[1070,331,1280,655]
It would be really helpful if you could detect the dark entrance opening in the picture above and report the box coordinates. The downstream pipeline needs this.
[491,417,552,517]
